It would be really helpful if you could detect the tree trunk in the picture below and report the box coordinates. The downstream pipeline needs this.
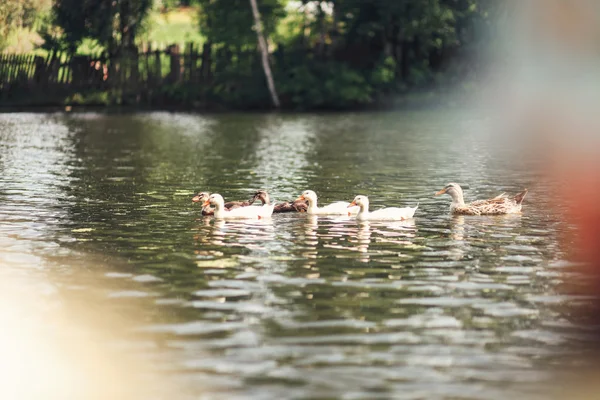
[248,0,280,108]
[316,4,326,58]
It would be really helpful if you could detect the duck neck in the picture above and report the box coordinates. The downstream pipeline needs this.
[260,194,270,205]
[356,202,369,218]
[213,201,224,217]
[449,190,465,208]
[306,198,318,213]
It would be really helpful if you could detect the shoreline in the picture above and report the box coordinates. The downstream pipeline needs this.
[0,88,471,114]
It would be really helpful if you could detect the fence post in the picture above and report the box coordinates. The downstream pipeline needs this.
[167,44,181,83]
[154,49,161,82]
[200,42,212,83]
[130,47,139,86]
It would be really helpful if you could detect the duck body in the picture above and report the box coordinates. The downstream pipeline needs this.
[436,183,528,215]
[274,199,308,213]
[316,201,357,215]
[252,190,308,213]
[349,195,418,221]
[193,191,254,216]
[203,194,273,220]
[298,190,359,215]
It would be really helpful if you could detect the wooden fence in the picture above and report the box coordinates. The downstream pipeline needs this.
[0,43,262,105]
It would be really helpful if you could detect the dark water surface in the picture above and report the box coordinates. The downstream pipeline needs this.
[0,111,584,399]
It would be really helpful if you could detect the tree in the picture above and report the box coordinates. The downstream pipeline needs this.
[197,0,282,49]
[196,0,284,106]
[249,0,280,108]
[0,0,51,51]
[50,0,152,54]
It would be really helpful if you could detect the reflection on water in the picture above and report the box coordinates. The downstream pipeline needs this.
[195,219,275,248]
[252,117,317,199]
[0,111,587,399]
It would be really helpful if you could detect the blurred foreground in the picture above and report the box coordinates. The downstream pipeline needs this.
[0,237,197,400]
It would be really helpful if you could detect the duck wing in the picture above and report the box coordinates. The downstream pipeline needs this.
[273,202,293,213]
[292,199,308,212]
[224,200,252,210]
[370,206,418,220]
[218,205,263,219]
[272,199,308,213]
[513,189,528,205]
[467,198,515,215]
[466,189,527,215]
[320,201,359,215]
[259,204,275,218]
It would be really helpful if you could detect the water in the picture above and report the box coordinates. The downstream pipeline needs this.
[0,111,584,399]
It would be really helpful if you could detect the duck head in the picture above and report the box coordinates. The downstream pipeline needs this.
[435,183,465,205]
[203,193,225,209]
[349,195,369,210]
[192,192,210,203]
[297,190,318,205]
[252,190,270,205]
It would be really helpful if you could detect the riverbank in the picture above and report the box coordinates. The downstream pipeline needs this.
[0,38,480,112]
[0,85,476,113]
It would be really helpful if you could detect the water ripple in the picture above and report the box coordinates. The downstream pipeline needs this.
[0,111,584,399]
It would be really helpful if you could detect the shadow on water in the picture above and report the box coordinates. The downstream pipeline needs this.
[0,111,589,399]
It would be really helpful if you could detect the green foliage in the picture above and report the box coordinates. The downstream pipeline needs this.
[370,57,397,88]
[142,7,204,46]
[197,0,283,48]
[156,0,198,12]
[279,62,372,109]
[65,91,110,105]
[75,38,105,55]
[0,0,51,51]
[2,0,496,109]
[50,0,153,53]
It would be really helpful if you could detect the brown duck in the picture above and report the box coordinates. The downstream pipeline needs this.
[192,191,254,216]
[435,183,528,215]
[252,190,308,213]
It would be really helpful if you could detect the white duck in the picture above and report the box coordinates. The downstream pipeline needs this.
[297,190,359,215]
[348,195,418,221]
[203,194,274,219]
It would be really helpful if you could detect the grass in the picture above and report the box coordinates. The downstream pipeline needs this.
[140,6,205,48]
[3,27,45,54]
[2,6,205,55]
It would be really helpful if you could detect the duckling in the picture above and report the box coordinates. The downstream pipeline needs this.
[435,183,528,215]
[203,194,274,219]
[297,190,359,215]
[348,195,418,220]
[192,191,255,216]
[252,190,308,213]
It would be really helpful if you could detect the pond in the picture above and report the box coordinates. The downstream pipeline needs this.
[0,111,583,399]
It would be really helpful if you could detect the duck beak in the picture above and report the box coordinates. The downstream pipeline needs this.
[296,195,305,201]
[435,188,446,196]
[348,201,357,208]
[202,200,210,207]
[192,196,201,203]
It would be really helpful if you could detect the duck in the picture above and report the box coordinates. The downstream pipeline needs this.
[297,190,359,215]
[192,191,254,216]
[203,193,274,219]
[252,190,308,213]
[348,195,418,221]
[435,183,528,215]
